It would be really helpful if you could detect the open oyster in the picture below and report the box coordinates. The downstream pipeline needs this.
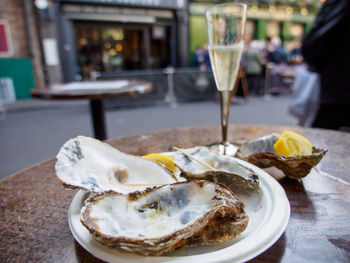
[81,181,248,256]
[55,136,184,194]
[235,133,327,179]
[173,146,259,193]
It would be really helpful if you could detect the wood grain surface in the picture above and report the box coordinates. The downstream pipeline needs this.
[0,125,349,262]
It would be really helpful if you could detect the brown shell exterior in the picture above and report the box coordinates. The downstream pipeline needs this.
[235,147,327,180]
[80,181,248,256]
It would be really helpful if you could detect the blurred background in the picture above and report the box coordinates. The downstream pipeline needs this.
[0,0,324,177]
[0,0,321,98]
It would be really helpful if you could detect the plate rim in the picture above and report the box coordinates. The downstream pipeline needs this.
[68,158,290,263]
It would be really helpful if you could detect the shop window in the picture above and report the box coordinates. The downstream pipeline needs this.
[75,23,147,79]
[76,26,104,79]
[290,23,304,38]
[266,21,281,38]
[101,28,124,71]
[150,26,170,68]
[123,29,146,70]
[284,23,304,52]
[75,22,171,79]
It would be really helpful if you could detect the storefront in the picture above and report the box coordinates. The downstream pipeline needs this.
[53,0,188,82]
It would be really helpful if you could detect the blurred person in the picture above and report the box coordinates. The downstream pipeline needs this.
[244,40,263,95]
[202,44,211,70]
[194,44,211,91]
[193,45,211,70]
[290,39,303,64]
[302,0,350,130]
[267,36,287,64]
[193,46,204,68]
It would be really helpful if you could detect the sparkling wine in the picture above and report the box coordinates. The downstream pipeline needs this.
[208,42,244,91]
[205,3,246,146]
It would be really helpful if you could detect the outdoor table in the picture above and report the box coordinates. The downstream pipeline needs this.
[31,80,152,140]
[1,125,349,262]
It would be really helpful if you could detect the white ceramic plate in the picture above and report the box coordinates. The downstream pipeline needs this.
[68,158,290,263]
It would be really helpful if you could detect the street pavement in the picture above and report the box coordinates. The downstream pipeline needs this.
[0,95,297,178]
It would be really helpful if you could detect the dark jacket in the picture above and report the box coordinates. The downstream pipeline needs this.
[302,0,350,104]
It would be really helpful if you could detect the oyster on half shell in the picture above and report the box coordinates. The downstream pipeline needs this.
[235,133,327,179]
[80,180,248,256]
[172,146,259,193]
[55,136,185,194]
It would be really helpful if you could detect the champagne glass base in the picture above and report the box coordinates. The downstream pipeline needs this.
[208,141,239,156]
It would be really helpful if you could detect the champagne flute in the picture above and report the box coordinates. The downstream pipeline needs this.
[206,3,247,150]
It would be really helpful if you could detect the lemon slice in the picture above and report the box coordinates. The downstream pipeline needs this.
[273,130,313,157]
[144,153,177,173]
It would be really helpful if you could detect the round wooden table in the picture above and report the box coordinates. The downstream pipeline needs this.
[1,125,349,262]
[31,80,152,140]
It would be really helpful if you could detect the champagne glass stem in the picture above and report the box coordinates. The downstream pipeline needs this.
[220,90,231,145]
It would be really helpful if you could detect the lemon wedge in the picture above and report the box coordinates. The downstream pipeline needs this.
[144,153,177,173]
[273,130,313,157]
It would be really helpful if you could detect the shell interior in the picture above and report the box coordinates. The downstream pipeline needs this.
[55,136,184,194]
[81,181,248,256]
[84,183,223,239]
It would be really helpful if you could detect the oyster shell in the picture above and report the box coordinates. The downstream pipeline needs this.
[173,146,259,193]
[235,133,327,179]
[80,181,248,256]
[55,136,184,194]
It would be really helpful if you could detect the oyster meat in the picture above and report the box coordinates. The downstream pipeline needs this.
[235,133,327,179]
[81,181,248,256]
[55,136,185,194]
[173,146,259,193]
